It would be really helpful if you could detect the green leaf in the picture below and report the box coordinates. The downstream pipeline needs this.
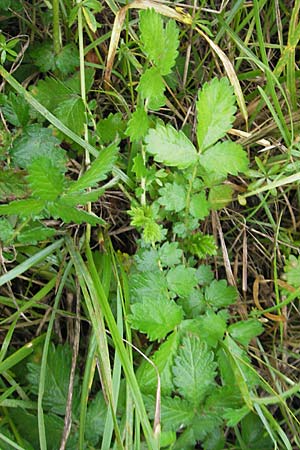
[27,157,64,201]
[0,170,27,201]
[145,124,197,169]
[158,242,183,267]
[0,92,30,127]
[167,265,198,297]
[29,41,55,72]
[97,112,126,144]
[161,396,194,431]
[195,265,214,286]
[196,311,227,347]
[158,182,186,212]
[47,201,105,226]
[85,391,107,445]
[31,77,70,111]
[208,184,233,210]
[129,298,183,341]
[0,199,45,217]
[68,143,118,193]
[137,67,166,110]
[205,280,238,308]
[137,331,179,395]
[241,413,274,449]
[134,247,159,272]
[196,77,236,151]
[56,44,79,75]
[17,222,56,244]
[173,335,217,405]
[132,153,148,179]
[129,270,168,304]
[125,108,150,142]
[54,95,85,135]
[200,141,249,177]
[27,343,80,415]
[10,124,66,170]
[185,233,217,258]
[283,255,300,287]
[228,319,264,347]
[0,218,14,243]
[189,191,210,219]
[139,9,179,75]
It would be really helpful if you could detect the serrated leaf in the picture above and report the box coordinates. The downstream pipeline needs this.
[241,413,274,449]
[129,298,183,341]
[1,92,30,127]
[167,265,197,297]
[134,247,159,272]
[0,218,14,243]
[31,77,70,111]
[205,279,237,308]
[173,335,217,405]
[185,233,217,258]
[10,124,66,170]
[143,220,164,243]
[137,67,166,110]
[195,265,214,286]
[131,153,148,179]
[158,182,186,212]
[85,391,107,445]
[27,343,80,415]
[29,41,55,72]
[54,95,85,135]
[145,124,197,169]
[96,112,126,144]
[189,191,210,219]
[125,108,149,142]
[17,222,56,244]
[68,143,118,193]
[61,188,105,206]
[139,9,179,75]
[158,241,183,267]
[228,319,264,347]
[196,311,227,347]
[197,77,236,151]
[161,396,194,431]
[48,201,105,226]
[283,255,300,287]
[208,184,233,210]
[27,157,64,201]
[137,331,179,395]
[0,170,27,201]
[129,270,168,304]
[200,141,249,177]
[0,198,45,217]
[56,44,79,75]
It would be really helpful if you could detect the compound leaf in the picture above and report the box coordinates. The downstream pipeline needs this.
[200,141,249,177]
[145,124,197,169]
[197,77,236,151]
[173,335,217,405]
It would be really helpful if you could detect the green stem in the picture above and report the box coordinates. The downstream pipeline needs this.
[52,0,61,55]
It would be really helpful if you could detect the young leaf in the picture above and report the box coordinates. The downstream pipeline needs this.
[173,336,217,405]
[137,67,166,110]
[167,265,198,297]
[129,298,183,341]
[205,279,238,308]
[196,77,236,151]
[158,182,186,212]
[283,255,300,287]
[27,157,64,201]
[10,124,66,170]
[189,191,210,219]
[125,108,150,142]
[185,233,217,258]
[53,95,85,135]
[200,141,249,177]
[139,9,179,75]
[68,143,118,193]
[145,124,197,169]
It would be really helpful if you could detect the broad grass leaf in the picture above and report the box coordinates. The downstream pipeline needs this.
[54,95,85,135]
[10,124,66,170]
[68,143,118,193]
[145,124,197,169]
[129,298,183,341]
[139,9,179,75]
[197,77,236,151]
[27,157,64,201]
[173,336,217,405]
[137,67,166,110]
[200,141,249,177]
[137,330,179,395]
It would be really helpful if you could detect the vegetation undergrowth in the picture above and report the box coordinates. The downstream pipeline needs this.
[0,1,300,449]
